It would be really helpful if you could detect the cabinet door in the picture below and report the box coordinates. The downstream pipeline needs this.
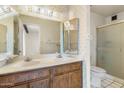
[52,74,69,88]
[29,79,50,88]
[69,70,82,88]
[14,84,28,88]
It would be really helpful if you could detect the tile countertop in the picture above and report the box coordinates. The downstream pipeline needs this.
[0,55,83,76]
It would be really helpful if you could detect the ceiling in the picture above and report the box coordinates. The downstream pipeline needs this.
[91,5,124,16]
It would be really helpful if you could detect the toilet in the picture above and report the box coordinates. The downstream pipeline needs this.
[91,66,106,87]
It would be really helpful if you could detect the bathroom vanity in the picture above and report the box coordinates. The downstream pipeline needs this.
[0,8,81,88]
[0,57,82,88]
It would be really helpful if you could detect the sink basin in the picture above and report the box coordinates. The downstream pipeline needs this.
[12,60,41,68]
[11,56,74,68]
[0,60,7,67]
[0,54,7,67]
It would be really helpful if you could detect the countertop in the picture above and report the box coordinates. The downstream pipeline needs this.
[0,55,82,76]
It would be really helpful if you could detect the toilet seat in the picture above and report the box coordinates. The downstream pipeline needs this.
[91,66,106,73]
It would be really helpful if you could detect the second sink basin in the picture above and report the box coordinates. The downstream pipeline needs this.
[12,60,41,68]
[11,56,74,68]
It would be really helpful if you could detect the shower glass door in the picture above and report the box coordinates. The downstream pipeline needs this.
[97,23,122,78]
[120,23,124,79]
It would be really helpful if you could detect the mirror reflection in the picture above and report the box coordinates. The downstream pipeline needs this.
[0,24,7,53]
[0,14,61,57]
[63,18,79,55]
[19,15,61,56]
[0,5,79,59]
[0,15,15,56]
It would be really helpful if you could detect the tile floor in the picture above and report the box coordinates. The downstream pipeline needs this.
[91,74,124,88]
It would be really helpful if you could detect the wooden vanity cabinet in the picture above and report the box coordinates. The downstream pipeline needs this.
[68,70,82,88]
[14,84,29,88]
[12,78,50,88]
[0,61,82,88]
[51,62,82,88]
[52,73,69,88]
[29,79,50,88]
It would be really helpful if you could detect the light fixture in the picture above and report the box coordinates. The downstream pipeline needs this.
[64,21,71,30]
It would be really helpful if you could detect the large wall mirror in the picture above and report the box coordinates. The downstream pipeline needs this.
[0,14,79,58]
[0,14,62,57]
[63,18,79,55]
[19,15,61,56]
[0,15,16,56]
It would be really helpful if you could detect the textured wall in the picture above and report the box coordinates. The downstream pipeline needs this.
[90,12,105,66]
[106,11,124,24]
[69,5,90,87]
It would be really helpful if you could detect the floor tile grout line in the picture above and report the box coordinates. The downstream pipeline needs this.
[112,80,124,85]
[104,81,115,88]
[106,81,124,88]
[101,78,114,88]
[112,81,123,88]
[92,74,124,88]
[112,81,124,87]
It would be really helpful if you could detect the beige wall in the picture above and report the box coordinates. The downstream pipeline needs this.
[90,12,105,66]
[106,11,124,24]
[69,5,90,87]
[20,15,60,54]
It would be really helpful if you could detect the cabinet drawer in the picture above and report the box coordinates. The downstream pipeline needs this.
[53,62,81,75]
[28,68,50,80]
[0,68,50,87]
[70,62,81,70]
[29,79,50,88]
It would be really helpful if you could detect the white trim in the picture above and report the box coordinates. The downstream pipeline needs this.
[97,20,124,29]
[22,28,25,56]
[60,22,64,55]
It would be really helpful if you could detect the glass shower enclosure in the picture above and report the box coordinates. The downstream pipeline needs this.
[97,22,124,79]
